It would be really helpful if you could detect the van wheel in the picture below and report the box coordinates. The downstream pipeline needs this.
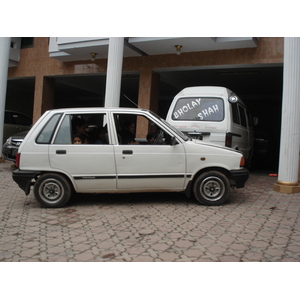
[193,171,229,206]
[34,173,71,208]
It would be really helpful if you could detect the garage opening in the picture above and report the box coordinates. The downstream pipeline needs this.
[157,65,283,171]
[53,73,140,109]
[5,77,35,120]
[5,65,283,171]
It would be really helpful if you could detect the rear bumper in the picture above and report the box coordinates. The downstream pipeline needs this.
[12,169,41,195]
[230,168,249,188]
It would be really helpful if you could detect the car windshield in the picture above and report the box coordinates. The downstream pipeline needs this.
[149,111,189,141]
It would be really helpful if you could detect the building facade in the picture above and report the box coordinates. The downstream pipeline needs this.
[6,37,283,121]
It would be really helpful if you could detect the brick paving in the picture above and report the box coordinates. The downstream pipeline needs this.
[1,160,300,262]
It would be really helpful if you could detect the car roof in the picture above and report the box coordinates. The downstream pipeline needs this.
[45,107,151,115]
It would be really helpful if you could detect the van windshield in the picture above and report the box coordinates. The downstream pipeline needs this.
[149,111,189,141]
[172,97,224,121]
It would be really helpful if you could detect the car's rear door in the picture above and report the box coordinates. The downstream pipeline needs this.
[48,113,117,192]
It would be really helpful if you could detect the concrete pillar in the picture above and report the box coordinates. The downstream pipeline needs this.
[138,69,160,112]
[104,37,124,107]
[274,37,300,193]
[136,70,160,138]
[32,76,55,123]
[0,37,11,161]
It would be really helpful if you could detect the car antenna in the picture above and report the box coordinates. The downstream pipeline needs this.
[123,94,142,109]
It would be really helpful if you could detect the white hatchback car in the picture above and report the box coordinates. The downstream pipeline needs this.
[12,108,249,208]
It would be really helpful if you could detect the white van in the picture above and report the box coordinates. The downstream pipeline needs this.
[166,86,254,164]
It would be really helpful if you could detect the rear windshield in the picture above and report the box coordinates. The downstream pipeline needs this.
[172,97,224,121]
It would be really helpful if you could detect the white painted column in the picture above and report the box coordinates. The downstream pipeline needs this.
[274,37,300,193]
[0,37,11,158]
[104,37,124,107]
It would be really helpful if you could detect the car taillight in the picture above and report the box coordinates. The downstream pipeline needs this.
[16,153,20,168]
[225,133,232,148]
[240,156,245,167]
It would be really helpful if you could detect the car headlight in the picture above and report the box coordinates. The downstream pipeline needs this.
[6,137,12,145]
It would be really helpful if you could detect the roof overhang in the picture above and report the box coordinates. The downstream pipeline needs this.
[48,37,259,62]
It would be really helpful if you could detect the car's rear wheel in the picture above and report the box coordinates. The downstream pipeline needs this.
[34,173,71,208]
[193,171,230,206]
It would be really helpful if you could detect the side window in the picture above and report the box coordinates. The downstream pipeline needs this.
[36,114,62,144]
[113,113,172,145]
[12,113,32,126]
[246,110,253,128]
[238,105,247,127]
[54,115,72,144]
[70,113,108,145]
[231,103,240,125]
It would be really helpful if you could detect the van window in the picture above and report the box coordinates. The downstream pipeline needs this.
[246,111,253,127]
[232,103,240,125]
[238,105,247,127]
[172,97,224,121]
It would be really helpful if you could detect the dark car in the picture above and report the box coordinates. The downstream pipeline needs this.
[252,127,279,169]
[3,110,32,144]
[2,131,28,162]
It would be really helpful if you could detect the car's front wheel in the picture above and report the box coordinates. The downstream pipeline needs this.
[193,171,230,206]
[34,173,72,208]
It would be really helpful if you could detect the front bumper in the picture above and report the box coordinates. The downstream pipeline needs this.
[230,168,249,188]
[12,169,41,195]
[2,144,18,162]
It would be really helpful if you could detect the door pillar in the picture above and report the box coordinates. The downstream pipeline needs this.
[0,37,11,161]
[274,37,300,193]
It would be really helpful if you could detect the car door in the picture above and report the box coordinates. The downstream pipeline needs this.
[112,112,186,191]
[48,113,117,192]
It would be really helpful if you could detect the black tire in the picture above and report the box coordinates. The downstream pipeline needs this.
[193,171,230,206]
[34,173,72,208]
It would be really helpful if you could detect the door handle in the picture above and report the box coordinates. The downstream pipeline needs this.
[56,150,67,154]
[122,150,133,155]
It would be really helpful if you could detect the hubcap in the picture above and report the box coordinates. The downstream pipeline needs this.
[40,178,63,202]
[200,176,225,201]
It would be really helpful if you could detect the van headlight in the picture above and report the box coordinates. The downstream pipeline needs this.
[229,94,239,103]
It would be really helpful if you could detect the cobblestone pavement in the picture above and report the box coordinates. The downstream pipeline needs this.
[1,160,300,262]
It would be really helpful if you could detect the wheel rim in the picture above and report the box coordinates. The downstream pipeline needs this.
[39,178,64,204]
[199,176,225,201]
